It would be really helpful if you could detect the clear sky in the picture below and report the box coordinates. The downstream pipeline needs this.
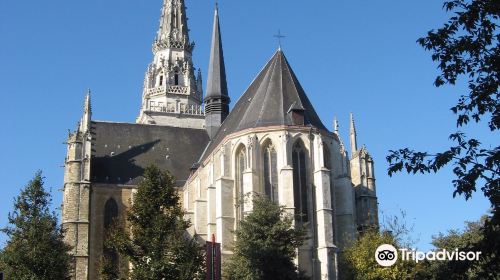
[0,0,492,251]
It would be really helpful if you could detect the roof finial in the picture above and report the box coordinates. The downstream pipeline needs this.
[349,112,358,154]
[84,89,92,113]
[80,90,92,133]
[273,29,286,50]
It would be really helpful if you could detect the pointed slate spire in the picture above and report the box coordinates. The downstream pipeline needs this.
[154,0,192,52]
[205,4,229,101]
[349,112,358,154]
[205,4,230,139]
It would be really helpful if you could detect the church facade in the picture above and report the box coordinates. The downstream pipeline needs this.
[61,1,379,279]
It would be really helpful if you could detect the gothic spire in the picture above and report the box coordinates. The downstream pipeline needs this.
[84,89,92,114]
[154,0,193,53]
[333,116,339,134]
[349,112,358,154]
[205,4,230,139]
[79,90,92,133]
[205,4,229,101]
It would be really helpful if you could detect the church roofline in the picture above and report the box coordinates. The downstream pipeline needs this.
[198,49,329,163]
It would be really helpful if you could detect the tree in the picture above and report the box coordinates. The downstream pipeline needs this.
[414,215,500,280]
[386,0,499,273]
[387,0,499,218]
[106,165,204,280]
[0,171,72,280]
[98,253,120,280]
[340,211,417,280]
[341,230,416,280]
[223,195,308,280]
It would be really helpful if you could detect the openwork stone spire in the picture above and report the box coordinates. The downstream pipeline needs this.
[154,0,194,53]
[137,0,204,128]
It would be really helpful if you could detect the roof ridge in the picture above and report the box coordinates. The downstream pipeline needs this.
[228,51,280,109]
[281,53,305,109]
[255,53,281,127]
[237,54,279,129]
[278,51,286,125]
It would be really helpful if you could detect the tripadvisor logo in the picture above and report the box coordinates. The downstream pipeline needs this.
[375,244,398,267]
[375,244,482,267]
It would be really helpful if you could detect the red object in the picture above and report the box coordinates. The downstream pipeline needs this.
[206,234,221,280]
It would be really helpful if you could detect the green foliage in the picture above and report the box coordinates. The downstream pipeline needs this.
[106,165,204,280]
[415,215,500,280]
[386,1,499,274]
[0,171,72,280]
[224,195,309,280]
[98,254,120,280]
[341,230,416,280]
[341,211,417,280]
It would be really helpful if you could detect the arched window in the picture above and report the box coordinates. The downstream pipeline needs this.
[159,75,164,86]
[263,142,278,202]
[292,140,308,223]
[174,72,179,85]
[235,146,246,227]
[323,143,331,170]
[104,198,118,229]
[103,198,119,274]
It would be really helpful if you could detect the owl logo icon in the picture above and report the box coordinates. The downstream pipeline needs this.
[375,244,398,266]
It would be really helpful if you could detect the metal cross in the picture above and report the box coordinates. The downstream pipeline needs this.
[274,30,286,49]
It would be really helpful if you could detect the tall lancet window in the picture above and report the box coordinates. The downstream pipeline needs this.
[104,198,118,229]
[292,140,309,223]
[323,143,331,170]
[263,142,278,202]
[235,146,246,227]
[104,198,119,273]
[174,72,180,85]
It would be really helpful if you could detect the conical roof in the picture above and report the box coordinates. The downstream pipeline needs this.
[205,6,229,100]
[201,50,327,161]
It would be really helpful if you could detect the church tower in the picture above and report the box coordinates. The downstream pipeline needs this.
[349,113,379,231]
[205,5,230,138]
[62,93,92,280]
[137,0,205,128]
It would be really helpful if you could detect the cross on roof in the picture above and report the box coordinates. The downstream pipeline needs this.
[273,30,286,49]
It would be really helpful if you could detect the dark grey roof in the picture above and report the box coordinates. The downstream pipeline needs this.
[201,50,327,161]
[205,6,229,101]
[90,121,209,186]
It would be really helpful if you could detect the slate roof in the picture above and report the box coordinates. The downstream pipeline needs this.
[201,49,327,161]
[205,6,229,101]
[90,121,209,186]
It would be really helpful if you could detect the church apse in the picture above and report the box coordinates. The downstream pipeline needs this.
[62,1,379,279]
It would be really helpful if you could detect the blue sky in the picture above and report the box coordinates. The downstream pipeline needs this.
[0,0,492,251]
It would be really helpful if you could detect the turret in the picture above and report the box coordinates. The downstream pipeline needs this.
[205,4,230,138]
[62,93,92,279]
[348,114,378,231]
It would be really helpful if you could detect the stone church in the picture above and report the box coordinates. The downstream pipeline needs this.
[62,0,379,279]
